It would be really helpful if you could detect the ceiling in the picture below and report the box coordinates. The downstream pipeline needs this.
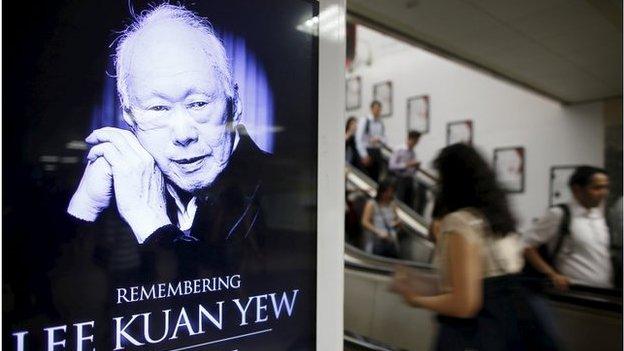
[347,0,623,104]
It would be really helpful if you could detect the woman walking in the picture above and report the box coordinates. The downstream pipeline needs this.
[391,144,559,350]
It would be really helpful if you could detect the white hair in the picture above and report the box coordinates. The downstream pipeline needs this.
[114,4,233,109]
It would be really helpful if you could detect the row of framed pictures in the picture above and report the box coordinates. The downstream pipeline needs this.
[454,141,578,205]
[347,77,471,140]
[347,77,432,133]
[444,119,526,194]
[444,124,579,203]
[495,150,579,206]
[439,119,526,194]
[346,78,395,116]
[347,77,574,199]
[460,142,578,205]
[496,159,582,205]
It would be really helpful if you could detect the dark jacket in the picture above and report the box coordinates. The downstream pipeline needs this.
[143,130,272,277]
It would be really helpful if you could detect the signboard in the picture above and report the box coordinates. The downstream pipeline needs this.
[3,1,319,350]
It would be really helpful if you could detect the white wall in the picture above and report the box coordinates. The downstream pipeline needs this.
[318,1,346,350]
[347,26,604,229]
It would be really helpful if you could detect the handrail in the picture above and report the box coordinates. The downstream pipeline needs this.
[345,242,434,271]
[380,142,438,184]
[346,163,430,236]
[344,257,623,314]
[344,330,409,351]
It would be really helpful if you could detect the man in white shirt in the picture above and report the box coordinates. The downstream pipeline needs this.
[523,166,613,289]
[389,130,421,209]
[355,100,386,182]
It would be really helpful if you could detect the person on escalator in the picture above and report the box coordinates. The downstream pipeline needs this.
[355,100,386,182]
[345,116,361,169]
[361,180,401,258]
[523,166,616,290]
[389,130,423,212]
[390,144,560,350]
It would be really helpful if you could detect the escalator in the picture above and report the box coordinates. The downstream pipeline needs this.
[344,157,439,350]
[345,163,434,264]
[344,153,623,351]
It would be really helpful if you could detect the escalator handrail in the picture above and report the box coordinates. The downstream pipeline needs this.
[344,330,409,351]
[346,164,429,236]
[345,242,435,272]
[344,258,623,314]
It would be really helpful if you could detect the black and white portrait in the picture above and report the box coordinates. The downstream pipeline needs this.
[67,5,269,245]
[5,1,318,349]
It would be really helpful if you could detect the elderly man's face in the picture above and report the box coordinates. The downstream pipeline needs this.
[123,22,237,193]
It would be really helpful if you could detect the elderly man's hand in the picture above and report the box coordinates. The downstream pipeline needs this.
[77,127,170,243]
[67,156,114,222]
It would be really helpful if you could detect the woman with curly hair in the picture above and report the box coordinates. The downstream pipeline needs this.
[391,143,559,350]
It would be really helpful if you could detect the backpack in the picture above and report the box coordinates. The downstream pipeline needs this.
[521,204,571,288]
[540,204,571,267]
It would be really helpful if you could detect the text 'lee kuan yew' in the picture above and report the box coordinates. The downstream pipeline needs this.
[11,289,299,351]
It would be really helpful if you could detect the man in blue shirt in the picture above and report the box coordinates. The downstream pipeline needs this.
[355,100,386,182]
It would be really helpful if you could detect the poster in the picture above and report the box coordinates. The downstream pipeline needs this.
[494,147,525,193]
[3,1,318,350]
[406,95,429,133]
[446,120,473,145]
[373,81,393,117]
[346,76,361,111]
[550,166,578,206]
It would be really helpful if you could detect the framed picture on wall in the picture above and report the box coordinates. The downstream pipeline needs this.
[494,147,525,193]
[373,81,393,117]
[407,95,429,133]
[346,76,361,110]
[446,120,473,145]
[549,165,579,206]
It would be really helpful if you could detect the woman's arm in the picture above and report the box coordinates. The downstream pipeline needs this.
[394,232,483,318]
[361,201,387,238]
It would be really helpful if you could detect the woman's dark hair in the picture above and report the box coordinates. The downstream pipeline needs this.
[375,179,395,202]
[434,144,517,236]
[568,166,607,188]
[346,116,357,132]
